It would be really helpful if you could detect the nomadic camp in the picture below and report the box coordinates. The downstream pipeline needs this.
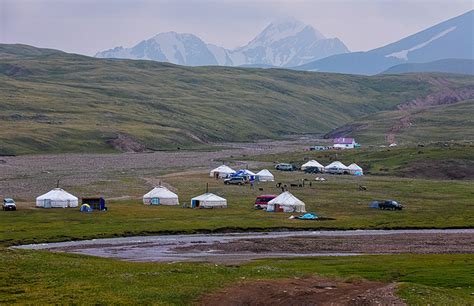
[143,186,179,205]
[36,188,79,208]
[266,191,306,213]
[209,165,236,178]
[191,193,227,208]
[300,160,324,171]
[348,163,364,175]
[325,161,350,174]
[255,169,275,182]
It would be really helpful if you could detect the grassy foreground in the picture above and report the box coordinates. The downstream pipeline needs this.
[0,250,472,304]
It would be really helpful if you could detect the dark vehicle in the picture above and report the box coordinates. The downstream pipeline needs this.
[275,163,294,171]
[325,167,349,175]
[304,166,322,174]
[377,200,403,210]
[224,176,246,185]
[2,198,16,211]
[254,194,277,209]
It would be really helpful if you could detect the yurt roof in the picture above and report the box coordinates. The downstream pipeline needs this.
[192,193,226,202]
[37,188,78,201]
[143,186,178,199]
[302,160,324,168]
[256,169,274,177]
[348,163,363,170]
[325,161,348,169]
[211,165,236,174]
[268,191,305,207]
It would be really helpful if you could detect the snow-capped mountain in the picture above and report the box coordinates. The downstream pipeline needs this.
[295,10,474,75]
[95,18,349,67]
[96,32,218,66]
[229,17,349,67]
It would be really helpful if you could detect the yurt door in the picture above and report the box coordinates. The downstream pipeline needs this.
[151,198,160,205]
[44,199,52,208]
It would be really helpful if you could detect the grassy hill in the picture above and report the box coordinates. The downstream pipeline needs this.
[382,59,474,76]
[1,44,473,155]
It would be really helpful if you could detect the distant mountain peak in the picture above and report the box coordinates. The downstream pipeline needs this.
[95,17,348,67]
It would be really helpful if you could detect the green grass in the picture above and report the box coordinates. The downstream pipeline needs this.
[346,99,474,144]
[244,143,474,178]
[0,250,472,304]
[2,170,473,247]
[1,44,473,155]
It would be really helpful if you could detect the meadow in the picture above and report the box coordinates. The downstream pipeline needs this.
[1,144,473,304]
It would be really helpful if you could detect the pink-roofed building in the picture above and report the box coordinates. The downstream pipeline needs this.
[333,137,357,149]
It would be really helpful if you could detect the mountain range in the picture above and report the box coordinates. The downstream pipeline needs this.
[295,10,474,75]
[96,11,473,75]
[95,17,350,67]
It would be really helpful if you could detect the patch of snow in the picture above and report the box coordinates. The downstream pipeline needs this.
[386,26,456,60]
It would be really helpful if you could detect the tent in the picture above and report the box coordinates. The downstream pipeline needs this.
[210,165,236,178]
[256,169,274,182]
[191,193,227,208]
[301,160,324,171]
[80,204,93,212]
[325,161,349,170]
[143,186,179,205]
[348,163,364,175]
[36,188,79,208]
[266,191,306,213]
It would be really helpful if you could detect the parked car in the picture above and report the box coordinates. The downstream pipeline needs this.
[254,195,277,209]
[2,198,16,211]
[224,176,246,185]
[304,166,323,174]
[325,167,349,175]
[377,200,403,210]
[275,163,294,171]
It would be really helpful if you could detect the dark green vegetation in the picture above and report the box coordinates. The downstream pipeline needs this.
[1,250,472,304]
[1,44,473,155]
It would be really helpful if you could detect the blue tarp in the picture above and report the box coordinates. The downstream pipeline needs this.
[296,213,318,220]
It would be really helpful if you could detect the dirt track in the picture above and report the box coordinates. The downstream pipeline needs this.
[200,276,405,306]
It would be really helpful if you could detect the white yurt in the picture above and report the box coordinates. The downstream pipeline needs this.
[191,193,227,208]
[143,186,179,205]
[348,163,364,175]
[36,188,79,208]
[209,165,236,178]
[301,160,325,171]
[256,169,274,182]
[325,161,349,171]
[266,191,306,213]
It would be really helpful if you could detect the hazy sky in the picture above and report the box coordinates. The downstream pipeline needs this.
[1,0,472,56]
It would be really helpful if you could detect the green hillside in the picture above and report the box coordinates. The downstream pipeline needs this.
[1,44,473,155]
[328,100,474,145]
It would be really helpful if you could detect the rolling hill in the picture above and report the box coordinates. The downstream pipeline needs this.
[1,44,473,155]
[382,59,474,75]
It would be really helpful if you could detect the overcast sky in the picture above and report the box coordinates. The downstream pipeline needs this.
[1,0,472,56]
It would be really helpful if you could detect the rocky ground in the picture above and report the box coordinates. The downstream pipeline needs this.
[177,233,474,256]
[199,276,405,306]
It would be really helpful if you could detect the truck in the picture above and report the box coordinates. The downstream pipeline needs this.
[2,198,16,211]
